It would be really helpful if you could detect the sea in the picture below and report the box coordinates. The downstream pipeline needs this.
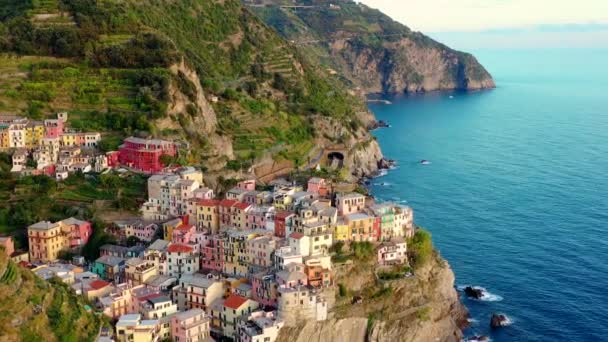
[367,49,608,342]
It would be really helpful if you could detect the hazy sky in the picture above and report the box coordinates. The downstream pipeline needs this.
[357,0,608,32]
[358,0,608,48]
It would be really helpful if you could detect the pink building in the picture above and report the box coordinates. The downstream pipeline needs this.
[201,235,224,272]
[171,308,211,342]
[0,236,15,257]
[172,223,196,244]
[307,177,328,196]
[336,193,366,216]
[236,179,256,191]
[251,272,277,306]
[44,119,64,138]
[62,217,93,248]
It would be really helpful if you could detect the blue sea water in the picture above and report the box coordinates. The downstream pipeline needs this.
[368,49,608,341]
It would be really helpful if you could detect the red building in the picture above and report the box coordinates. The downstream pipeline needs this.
[106,151,120,167]
[274,211,295,238]
[118,137,176,173]
[372,216,382,241]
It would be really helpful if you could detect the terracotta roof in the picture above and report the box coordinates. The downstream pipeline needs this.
[233,202,251,210]
[167,244,194,253]
[197,199,220,207]
[90,280,110,290]
[289,232,305,240]
[137,292,162,302]
[219,199,238,208]
[223,294,249,310]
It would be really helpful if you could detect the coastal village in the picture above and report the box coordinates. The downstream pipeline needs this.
[0,113,417,342]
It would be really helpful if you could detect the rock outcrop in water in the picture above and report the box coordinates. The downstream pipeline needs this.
[490,313,510,329]
[464,286,485,299]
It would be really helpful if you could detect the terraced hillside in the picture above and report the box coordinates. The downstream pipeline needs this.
[0,250,103,341]
[0,0,381,176]
[247,0,495,94]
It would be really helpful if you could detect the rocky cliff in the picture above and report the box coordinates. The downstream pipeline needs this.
[248,0,495,94]
[277,253,467,342]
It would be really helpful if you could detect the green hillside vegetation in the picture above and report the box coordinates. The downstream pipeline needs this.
[247,0,493,90]
[0,153,146,247]
[0,0,368,170]
[0,249,104,341]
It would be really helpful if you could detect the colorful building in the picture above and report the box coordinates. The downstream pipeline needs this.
[171,308,211,342]
[27,218,92,262]
[237,310,284,342]
[274,211,295,238]
[200,234,224,272]
[336,192,366,216]
[118,137,176,173]
[172,274,224,313]
[166,243,199,278]
[221,295,259,339]
[92,255,126,282]
[377,239,407,265]
[0,236,15,257]
[344,213,375,242]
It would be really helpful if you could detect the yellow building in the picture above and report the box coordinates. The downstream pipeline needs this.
[224,230,263,277]
[333,219,349,241]
[125,258,158,286]
[162,218,184,240]
[194,199,220,233]
[0,127,10,148]
[27,221,70,262]
[25,122,44,148]
[345,213,375,242]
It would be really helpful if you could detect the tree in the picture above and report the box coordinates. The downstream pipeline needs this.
[159,154,175,167]
[126,235,141,247]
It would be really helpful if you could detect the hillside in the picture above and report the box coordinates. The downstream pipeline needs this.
[0,0,383,179]
[246,0,495,94]
[0,250,103,341]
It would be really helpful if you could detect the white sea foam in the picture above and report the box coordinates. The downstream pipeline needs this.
[457,285,503,302]
[463,336,491,342]
[374,169,388,178]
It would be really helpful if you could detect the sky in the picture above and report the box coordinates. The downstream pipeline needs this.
[357,0,608,49]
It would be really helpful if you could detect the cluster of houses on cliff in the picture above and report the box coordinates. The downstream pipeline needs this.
[1,112,178,179]
[0,165,415,342]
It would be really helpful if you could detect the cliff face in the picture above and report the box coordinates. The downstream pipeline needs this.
[248,1,495,94]
[333,37,496,94]
[277,254,467,342]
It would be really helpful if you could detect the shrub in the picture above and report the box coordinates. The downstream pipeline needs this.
[338,283,348,297]
[409,229,433,268]
[351,241,374,260]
